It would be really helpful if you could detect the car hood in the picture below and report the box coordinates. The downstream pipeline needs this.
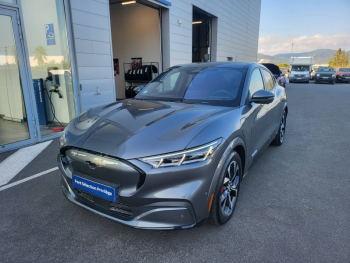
[64,100,235,159]
[317,71,334,75]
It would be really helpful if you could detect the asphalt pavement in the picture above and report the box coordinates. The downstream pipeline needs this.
[0,81,349,262]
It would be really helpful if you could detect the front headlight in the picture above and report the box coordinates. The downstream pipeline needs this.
[59,131,66,148]
[332,74,336,77]
[140,139,222,168]
[290,74,294,77]
[317,74,320,77]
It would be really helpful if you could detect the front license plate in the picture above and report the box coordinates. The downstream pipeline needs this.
[297,78,302,79]
[72,175,116,202]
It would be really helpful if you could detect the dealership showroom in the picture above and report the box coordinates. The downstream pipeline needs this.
[0,0,260,152]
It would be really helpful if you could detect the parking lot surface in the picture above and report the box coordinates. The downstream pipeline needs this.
[0,82,349,262]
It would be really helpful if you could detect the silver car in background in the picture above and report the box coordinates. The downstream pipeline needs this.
[58,62,288,230]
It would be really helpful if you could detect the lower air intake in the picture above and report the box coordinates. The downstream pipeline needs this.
[110,202,133,216]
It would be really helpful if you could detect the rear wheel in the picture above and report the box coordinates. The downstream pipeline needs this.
[271,111,286,146]
[209,151,242,225]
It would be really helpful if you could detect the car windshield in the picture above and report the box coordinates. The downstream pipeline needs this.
[339,68,350,72]
[318,67,334,72]
[135,66,246,106]
[291,66,309,72]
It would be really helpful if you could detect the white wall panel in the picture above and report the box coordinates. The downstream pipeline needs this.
[70,0,115,110]
[78,67,113,80]
[72,24,110,42]
[71,9,110,30]
[70,0,109,17]
[76,53,112,67]
[168,0,261,65]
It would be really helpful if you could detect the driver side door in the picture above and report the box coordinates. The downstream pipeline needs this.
[247,68,276,162]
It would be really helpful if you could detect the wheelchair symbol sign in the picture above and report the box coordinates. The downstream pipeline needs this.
[45,24,56,45]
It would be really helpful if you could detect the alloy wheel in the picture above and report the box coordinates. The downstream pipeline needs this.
[220,161,240,216]
[280,114,286,143]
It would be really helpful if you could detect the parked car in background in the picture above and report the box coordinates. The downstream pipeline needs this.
[335,68,350,83]
[58,62,288,230]
[314,67,336,84]
[262,63,286,87]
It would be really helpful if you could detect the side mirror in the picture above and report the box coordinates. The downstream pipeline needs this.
[249,90,274,104]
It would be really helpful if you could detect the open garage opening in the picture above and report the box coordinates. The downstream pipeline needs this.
[109,0,164,99]
[192,7,217,63]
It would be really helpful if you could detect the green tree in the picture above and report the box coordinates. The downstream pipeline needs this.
[33,45,47,66]
[328,48,349,67]
[278,63,289,69]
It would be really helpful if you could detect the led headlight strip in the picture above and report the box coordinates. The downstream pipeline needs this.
[140,139,222,168]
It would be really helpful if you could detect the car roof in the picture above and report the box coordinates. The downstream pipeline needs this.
[175,62,257,69]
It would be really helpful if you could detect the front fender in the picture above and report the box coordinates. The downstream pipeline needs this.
[204,137,246,218]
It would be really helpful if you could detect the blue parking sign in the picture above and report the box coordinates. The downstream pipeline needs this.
[45,24,56,46]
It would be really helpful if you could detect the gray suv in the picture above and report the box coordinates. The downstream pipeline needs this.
[58,62,288,230]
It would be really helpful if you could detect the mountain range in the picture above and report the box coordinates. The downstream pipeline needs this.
[258,49,350,65]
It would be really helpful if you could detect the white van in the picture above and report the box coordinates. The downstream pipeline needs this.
[289,57,314,83]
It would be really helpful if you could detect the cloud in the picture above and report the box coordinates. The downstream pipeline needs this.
[258,34,350,55]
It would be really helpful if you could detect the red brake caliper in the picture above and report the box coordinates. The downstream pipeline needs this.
[222,186,225,193]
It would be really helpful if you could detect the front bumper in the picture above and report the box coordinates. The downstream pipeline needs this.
[57,147,220,229]
[315,76,335,83]
[289,76,309,82]
[337,76,350,82]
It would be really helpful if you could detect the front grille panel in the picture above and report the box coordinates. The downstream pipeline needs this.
[74,188,133,217]
[64,148,145,194]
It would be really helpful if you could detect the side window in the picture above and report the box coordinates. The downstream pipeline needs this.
[260,69,275,91]
[248,69,264,99]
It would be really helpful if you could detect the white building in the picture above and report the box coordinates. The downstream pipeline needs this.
[0,0,261,152]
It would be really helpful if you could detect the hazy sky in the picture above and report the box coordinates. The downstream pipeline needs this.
[258,0,350,55]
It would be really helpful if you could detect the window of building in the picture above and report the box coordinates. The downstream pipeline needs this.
[21,0,76,138]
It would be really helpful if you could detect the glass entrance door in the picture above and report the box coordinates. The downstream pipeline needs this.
[0,7,36,152]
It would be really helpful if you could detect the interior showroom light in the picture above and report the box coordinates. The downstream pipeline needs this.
[122,1,136,5]
[192,21,202,24]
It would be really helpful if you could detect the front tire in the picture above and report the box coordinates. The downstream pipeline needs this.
[271,111,287,146]
[209,151,242,225]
